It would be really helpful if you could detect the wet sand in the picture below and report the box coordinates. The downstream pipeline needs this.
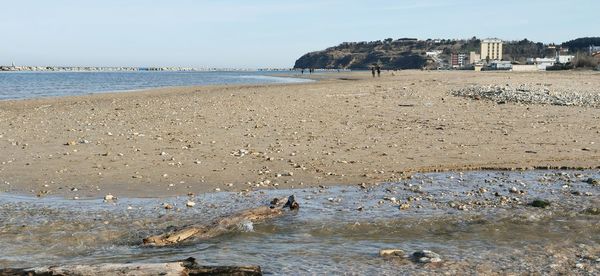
[0,70,599,198]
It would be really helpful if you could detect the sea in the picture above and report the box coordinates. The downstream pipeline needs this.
[0,71,310,100]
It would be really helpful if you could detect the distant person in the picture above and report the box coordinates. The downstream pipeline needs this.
[371,67,375,78]
[376,65,381,77]
[301,68,304,74]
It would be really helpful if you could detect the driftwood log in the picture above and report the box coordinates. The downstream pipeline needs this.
[143,195,299,246]
[0,257,261,276]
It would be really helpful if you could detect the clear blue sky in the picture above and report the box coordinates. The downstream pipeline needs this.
[1,0,597,68]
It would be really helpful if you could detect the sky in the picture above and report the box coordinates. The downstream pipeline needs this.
[1,0,597,68]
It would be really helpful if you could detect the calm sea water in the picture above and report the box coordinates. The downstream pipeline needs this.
[0,71,310,100]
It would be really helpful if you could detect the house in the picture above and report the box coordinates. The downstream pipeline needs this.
[425,50,442,57]
[450,53,468,68]
[556,55,574,64]
[527,58,555,70]
[469,51,481,64]
[589,45,600,55]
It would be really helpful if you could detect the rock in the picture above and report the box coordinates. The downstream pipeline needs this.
[412,250,442,263]
[582,207,600,215]
[104,194,114,201]
[163,203,173,209]
[399,203,410,210]
[186,201,196,207]
[584,178,599,185]
[528,199,550,208]
[379,249,405,257]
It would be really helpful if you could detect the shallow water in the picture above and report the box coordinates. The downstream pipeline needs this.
[1,170,599,274]
[0,71,310,100]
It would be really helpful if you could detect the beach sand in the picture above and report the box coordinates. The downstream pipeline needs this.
[0,70,599,198]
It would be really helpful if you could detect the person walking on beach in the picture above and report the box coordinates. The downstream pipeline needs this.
[371,67,376,78]
[376,65,381,77]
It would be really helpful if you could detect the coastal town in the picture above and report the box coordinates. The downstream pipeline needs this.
[293,36,600,72]
[442,38,600,71]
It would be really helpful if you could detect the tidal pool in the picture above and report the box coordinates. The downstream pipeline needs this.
[1,170,599,274]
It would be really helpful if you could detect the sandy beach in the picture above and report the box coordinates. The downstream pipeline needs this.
[1,70,599,198]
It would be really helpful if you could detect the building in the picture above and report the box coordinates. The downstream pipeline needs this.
[589,45,600,55]
[469,51,481,64]
[425,50,442,57]
[556,55,574,64]
[527,57,555,70]
[512,64,538,72]
[489,60,512,70]
[450,53,468,68]
[481,38,503,62]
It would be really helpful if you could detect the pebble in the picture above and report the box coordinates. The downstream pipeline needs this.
[104,194,114,201]
[452,84,600,108]
[186,201,196,207]
[412,250,442,263]
[529,199,550,208]
[379,249,405,257]
[585,178,599,185]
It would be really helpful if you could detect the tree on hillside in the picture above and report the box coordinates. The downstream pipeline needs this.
[562,37,600,53]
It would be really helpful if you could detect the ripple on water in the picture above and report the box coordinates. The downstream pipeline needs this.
[0,170,599,274]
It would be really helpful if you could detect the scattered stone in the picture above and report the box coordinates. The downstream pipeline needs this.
[163,203,173,209]
[584,178,599,185]
[582,207,600,215]
[529,199,550,208]
[412,250,442,263]
[379,249,405,257]
[186,201,196,207]
[451,84,600,108]
[104,194,115,201]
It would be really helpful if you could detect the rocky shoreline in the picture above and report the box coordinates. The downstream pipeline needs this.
[451,83,600,108]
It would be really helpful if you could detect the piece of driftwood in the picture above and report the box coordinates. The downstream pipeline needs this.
[0,257,261,276]
[143,195,299,246]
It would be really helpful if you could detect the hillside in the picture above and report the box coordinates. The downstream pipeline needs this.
[294,37,600,70]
